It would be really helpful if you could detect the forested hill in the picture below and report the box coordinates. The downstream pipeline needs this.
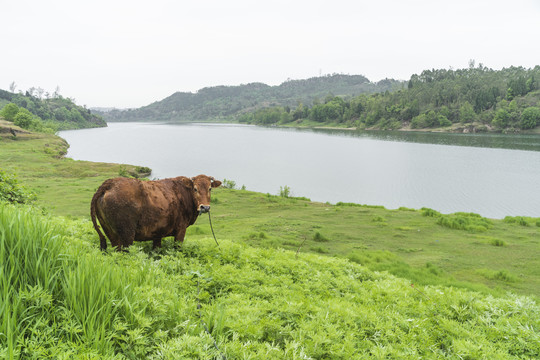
[239,65,540,133]
[0,88,106,132]
[98,74,403,122]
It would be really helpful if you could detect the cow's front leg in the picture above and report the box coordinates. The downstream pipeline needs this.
[174,227,187,248]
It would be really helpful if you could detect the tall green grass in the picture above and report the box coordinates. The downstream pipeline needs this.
[1,203,539,358]
[0,204,64,359]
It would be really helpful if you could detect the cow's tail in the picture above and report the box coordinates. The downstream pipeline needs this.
[90,181,110,251]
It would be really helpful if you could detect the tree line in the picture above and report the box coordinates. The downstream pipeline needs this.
[0,88,106,132]
[99,74,403,122]
[238,65,540,132]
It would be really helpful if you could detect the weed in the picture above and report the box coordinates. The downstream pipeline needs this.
[421,207,441,217]
[422,209,492,232]
[118,166,131,178]
[398,206,416,211]
[489,238,506,247]
[0,170,37,204]
[310,245,329,253]
[504,216,530,226]
[134,166,152,175]
[221,178,237,189]
[477,269,519,283]
[313,231,329,242]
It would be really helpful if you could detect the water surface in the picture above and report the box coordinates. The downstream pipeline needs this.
[59,123,540,219]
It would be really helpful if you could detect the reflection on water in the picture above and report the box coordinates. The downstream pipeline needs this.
[293,127,540,152]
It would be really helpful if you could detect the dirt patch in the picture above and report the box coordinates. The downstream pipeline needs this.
[0,119,32,138]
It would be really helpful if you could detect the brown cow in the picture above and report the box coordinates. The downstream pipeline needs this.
[90,174,221,250]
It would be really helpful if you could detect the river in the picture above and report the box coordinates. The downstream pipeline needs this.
[59,123,540,219]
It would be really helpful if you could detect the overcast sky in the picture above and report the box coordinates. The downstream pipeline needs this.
[2,0,540,108]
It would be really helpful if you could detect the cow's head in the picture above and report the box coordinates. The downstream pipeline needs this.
[182,175,222,214]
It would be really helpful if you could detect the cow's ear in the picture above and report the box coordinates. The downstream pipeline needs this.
[181,177,193,189]
[211,179,222,188]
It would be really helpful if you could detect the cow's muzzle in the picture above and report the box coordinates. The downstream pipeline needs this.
[198,205,210,214]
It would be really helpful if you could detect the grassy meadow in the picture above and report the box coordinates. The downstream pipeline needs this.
[1,131,540,358]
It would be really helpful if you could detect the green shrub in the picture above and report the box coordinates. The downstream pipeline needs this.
[279,185,291,198]
[0,103,19,121]
[221,178,237,189]
[520,106,540,129]
[436,213,492,232]
[421,207,441,217]
[118,166,131,177]
[477,269,519,283]
[13,108,35,129]
[135,166,152,174]
[0,170,36,204]
[422,209,492,232]
[489,238,507,247]
[313,231,329,242]
[504,216,530,226]
[507,216,526,226]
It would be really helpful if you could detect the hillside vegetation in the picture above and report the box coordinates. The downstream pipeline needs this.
[99,74,402,122]
[0,88,106,132]
[238,65,540,133]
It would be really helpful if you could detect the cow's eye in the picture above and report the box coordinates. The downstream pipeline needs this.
[209,188,212,192]
[194,187,198,192]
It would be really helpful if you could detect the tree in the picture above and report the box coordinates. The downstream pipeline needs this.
[520,107,540,129]
[438,114,452,127]
[0,103,20,121]
[526,77,536,92]
[492,109,510,129]
[459,102,476,123]
[9,81,16,93]
[410,114,427,129]
[292,103,306,121]
[13,108,34,129]
[54,107,71,122]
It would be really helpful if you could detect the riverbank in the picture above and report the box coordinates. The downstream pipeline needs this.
[2,132,540,298]
[270,118,540,135]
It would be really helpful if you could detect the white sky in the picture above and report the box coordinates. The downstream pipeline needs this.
[1,0,540,108]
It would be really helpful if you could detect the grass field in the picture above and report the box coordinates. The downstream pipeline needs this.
[0,131,139,217]
[1,204,538,358]
[1,131,540,358]
[1,132,539,299]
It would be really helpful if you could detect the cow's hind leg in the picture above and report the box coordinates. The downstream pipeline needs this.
[105,233,122,252]
[116,228,136,252]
